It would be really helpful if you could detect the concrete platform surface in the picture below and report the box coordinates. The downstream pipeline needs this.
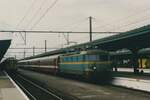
[0,71,28,100]
[18,69,150,100]
[113,77,150,92]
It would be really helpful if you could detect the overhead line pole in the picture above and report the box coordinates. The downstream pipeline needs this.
[24,32,27,45]
[45,40,47,53]
[23,48,26,58]
[89,16,92,42]
[33,46,35,56]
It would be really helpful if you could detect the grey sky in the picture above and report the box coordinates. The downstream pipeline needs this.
[0,0,150,59]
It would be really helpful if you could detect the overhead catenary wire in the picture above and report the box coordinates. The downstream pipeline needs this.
[16,0,37,28]
[60,18,88,30]
[25,0,49,29]
[30,0,59,30]
[9,47,59,49]
[94,6,150,31]
[109,15,150,31]
[0,30,120,34]
[15,0,37,43]
[59,18,88,44]
[92,15,150,38]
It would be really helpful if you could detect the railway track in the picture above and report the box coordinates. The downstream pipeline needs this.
[15,69,150,100]
[7,72,63,100]
[7,70,150,100]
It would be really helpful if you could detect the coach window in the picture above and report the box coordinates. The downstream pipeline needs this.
[68,57,71,62]
[80,55,83,61]
[65,57,69,62]
[74,56,78,62]
[64,57,66,62]
[79,56,81,61]
[65,57,67,62]
[65,57,68,62]
[76,56,79,62]
[64,57,67,62]
[78,56,81,62]
[66,57,69,62]
[73,56,77,62]
[72,56,74,62]
[85,55,88,61]
[71,56,74,62]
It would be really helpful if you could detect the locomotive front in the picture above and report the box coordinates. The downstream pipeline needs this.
[83,50,112,82]
[59,50,113,82]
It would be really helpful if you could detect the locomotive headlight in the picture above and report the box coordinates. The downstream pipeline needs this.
[93,66,96,70]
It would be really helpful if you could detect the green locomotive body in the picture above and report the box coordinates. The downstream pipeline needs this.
[59,50,112,80]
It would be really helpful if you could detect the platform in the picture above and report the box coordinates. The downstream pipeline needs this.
[113,76,150,92]
[0,71,28,100]
[113,70,150,92]
[113,68,150,74]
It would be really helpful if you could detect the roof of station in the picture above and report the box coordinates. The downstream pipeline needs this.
[66,25,150,51]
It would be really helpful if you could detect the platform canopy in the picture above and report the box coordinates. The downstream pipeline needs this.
[66,25,150,51]
[0,40,11,61]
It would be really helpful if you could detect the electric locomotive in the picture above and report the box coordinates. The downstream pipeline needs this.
[59,50,112,81]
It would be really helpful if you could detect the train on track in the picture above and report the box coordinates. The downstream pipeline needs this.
[0,57,17,71]
[18,50,113,82]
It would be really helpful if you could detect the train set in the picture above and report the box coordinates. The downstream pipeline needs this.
[1,50,113,82]
[2,49,150,82]
[18,50,113,82]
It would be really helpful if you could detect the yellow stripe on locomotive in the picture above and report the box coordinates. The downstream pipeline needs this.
[60,61,111,64]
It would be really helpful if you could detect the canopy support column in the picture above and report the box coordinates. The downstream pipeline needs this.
[131,49,139,74]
